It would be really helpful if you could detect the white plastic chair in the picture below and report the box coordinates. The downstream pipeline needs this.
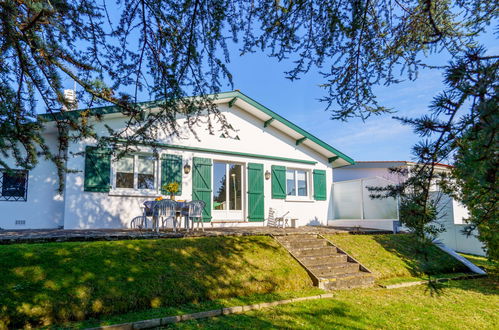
[154,200,178,232]
[188,200,206,232]
[267,208,290,228]
[130,215,146,229]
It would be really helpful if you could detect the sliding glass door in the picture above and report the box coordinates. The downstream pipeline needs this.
[213,162,244,221]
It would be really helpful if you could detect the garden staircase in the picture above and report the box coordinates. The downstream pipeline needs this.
[274,234,374,290]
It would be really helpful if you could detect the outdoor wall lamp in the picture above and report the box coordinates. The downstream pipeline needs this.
[184,163,191,174]
[265,170,271,180]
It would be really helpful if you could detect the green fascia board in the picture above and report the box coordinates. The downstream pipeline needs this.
[38,90,354,165]
[228,97,238,108]
[263,118,275,127]
[110,138,317,165]
[296,137,307,146]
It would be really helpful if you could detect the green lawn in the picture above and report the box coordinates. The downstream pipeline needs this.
[167,277,499,329]
[0,236,312,328]
[325,234,469,282]
[0,234,488,328]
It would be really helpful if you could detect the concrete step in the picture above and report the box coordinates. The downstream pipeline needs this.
[292,246,338,257]
[274,234,374,290]
[276,234,318,242]
[300,253,348,266]
[321,272,375,290]
[282,239,328,249]
[310,262,360,276]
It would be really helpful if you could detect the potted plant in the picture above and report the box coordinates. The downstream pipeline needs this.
[163,182,179,200]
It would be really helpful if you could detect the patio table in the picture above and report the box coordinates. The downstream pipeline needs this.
[143,200,190,231]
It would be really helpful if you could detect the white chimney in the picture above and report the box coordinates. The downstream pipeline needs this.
[62,89,78,111]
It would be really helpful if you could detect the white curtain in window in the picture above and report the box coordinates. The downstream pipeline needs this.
[117,157,134,173]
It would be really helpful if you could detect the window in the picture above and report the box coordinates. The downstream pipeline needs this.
[286,169,309,197]
[0,170,28,201]
[114,155,156,190]
[213,162,242,211]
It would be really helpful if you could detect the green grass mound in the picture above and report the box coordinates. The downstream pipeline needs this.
[325,234,469,281]
[0,236,312,328]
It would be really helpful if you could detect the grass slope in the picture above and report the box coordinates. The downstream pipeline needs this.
[325,234,468,281]
[169,277,498,329]
[0,236,312,328]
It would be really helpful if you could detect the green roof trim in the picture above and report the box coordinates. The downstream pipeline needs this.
[228,97,238,108]
[296,137,307,146]
[38,90,355,165]
[263,118,275,128]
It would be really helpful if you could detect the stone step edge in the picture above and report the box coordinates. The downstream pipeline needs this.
[85,293,335,330]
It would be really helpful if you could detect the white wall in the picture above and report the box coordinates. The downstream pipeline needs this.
[0,133,65,229]
[435,193,485,256]
[62,104,333,229]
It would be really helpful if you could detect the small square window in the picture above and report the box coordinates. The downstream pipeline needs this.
[285,169,309,198]
[114,154,156,190]
[1,170,28,201]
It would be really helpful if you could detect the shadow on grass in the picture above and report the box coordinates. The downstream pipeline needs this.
[163,300,365,330]
[372,234,468,278]
[0,235,313,328]
[372,234,498,297]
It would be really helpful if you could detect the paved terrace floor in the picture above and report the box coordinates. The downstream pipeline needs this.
[0,226,391,244]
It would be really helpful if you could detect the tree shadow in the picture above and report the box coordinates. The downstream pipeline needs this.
[372,234,468,278]
[0,235,313,328]
[163,300,366,330]
[371,234,497,296]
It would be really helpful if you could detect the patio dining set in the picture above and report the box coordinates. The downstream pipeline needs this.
[130,199,206,232]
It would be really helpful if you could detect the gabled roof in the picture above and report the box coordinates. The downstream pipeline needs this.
[38,90,355,167]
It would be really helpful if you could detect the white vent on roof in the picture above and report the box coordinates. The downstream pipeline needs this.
[62,89,78,111]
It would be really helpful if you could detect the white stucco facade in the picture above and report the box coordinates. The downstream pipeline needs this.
[1,92,349,230]
[0,133,65,229]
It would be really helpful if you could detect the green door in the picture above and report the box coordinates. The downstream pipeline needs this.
[247,163,264,222]
[192,157,212,222]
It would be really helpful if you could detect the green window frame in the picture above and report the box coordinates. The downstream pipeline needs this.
[271,165,286,199]
[313,169,327,201]
[161,154,183,195]
[84,146,111,192]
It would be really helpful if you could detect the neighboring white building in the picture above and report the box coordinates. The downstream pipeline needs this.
[331,161,486,256]
[0,91,354,230]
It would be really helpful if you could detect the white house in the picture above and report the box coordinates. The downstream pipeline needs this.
[0,91,355,230]
[331,161,486,256]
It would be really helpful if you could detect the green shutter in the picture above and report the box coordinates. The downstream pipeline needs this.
[161,154,183,195]
[247,163,264,221]
[271,165,286,199]
[192,157,212,222]
[84,146,111,192]
[313,169,327,201]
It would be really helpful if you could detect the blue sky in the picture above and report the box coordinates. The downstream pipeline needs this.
[223,29,497,162]
[61,10,496,163]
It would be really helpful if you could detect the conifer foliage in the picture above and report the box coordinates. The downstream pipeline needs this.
[390,50,498,260]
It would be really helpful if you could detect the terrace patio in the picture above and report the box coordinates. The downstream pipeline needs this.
[0,226,391,244]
